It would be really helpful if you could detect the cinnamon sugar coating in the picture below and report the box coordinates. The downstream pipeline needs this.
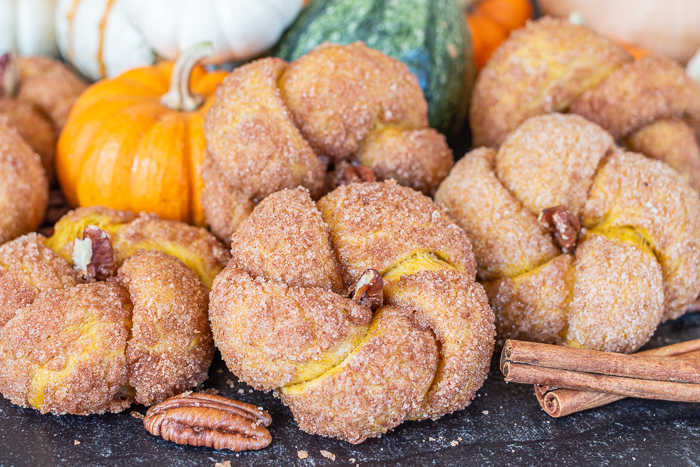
[437,114,700,352]
[0,56,85,185]
[210,183,494,443]
[200,152,255,244]
[0,97,55,180]
[383,270,495,419]
[0,209,227,415]
[317,182,476,284]
[111,213,229,289]
[435,147,558,280]
[495,114,615,217]
[626,118,700,191]
[484,254,573,345]
[0,120,48,244]
[471,18,700,189]
[355,127,453,196]
[209,265,371,391]
[280,307,438,444]
[583,151,700,321]
[205,58,325,201]
[0,282,132,415]
[203,43,454,241]
[571,56,700,139]
[231,188,344,294]
[45,206,137,260]
[567,234,664,353]
[279,43,427,159]
[15,56,89,130]
[470,17,632,148]
[47,206,229,288]
[0,234,79,327]
[119,250,214,406]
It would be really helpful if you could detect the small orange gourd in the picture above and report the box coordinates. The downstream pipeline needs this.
[56,44,227,226]
[464,0,533,69]
[616,39,651,60]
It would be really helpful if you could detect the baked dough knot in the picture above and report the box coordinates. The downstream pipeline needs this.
[0,207,229,415]
[209,182,495,444]
[436,114,700,354]
[0,120,48,245]
[202,42,454,243]
[471,17,700,191]
[0,54,89,183]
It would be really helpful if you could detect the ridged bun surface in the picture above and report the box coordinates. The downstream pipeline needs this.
[437,114,700,353]
[210,183,495,443]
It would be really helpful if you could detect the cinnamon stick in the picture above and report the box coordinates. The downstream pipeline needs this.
[505,361,700,402]
[501,339,700,405]
[535,385,621,417]
[502,340,700,383]
[534,339,700,417]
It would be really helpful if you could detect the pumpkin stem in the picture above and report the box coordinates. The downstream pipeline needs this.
[161,43,214,112]
[0,53,19,98]
[569,11,585,26]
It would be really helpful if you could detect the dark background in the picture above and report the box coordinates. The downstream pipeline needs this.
[1,311,700,466]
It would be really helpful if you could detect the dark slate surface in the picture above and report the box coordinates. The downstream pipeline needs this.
[1,312,700,467]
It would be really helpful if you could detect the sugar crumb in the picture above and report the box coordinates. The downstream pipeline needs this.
[74,440,80,445]
[482,410,489,415]
[131,411,144,420]
[297,451,308,460]
[320,450,336,460]
[226,379,235,388]
[451,440,458,447]
[215,461,231,467]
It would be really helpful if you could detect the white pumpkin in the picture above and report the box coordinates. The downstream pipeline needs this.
[55,0,154,81]
[0,0,58,56]
[122,0,304,64]
[539,0,700,65]
[688,48,700,87]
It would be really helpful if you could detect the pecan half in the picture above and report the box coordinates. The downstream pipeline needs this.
[350,269,384,310]
[538,206,581,254]
[329,160,377,189]
[0,53,18,98]
[72,225,117,281]
[143,393,272,451]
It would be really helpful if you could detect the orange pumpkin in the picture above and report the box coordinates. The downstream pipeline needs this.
[616,39,651,60]
[464,0,533,69]
[56,44,227,226]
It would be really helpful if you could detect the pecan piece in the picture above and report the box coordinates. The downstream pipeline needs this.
[72,225,117,281]
[143,393,272,451]
[0,53,18,97]
[328,160,377,189]
[538,206,581,254]
[350,268,384,310]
